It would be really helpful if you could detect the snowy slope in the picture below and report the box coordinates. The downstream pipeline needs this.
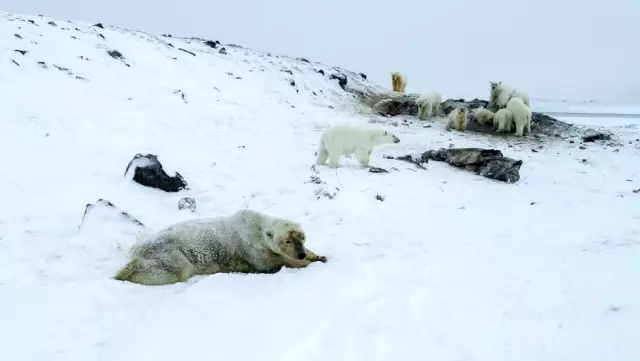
[1,11,640,361]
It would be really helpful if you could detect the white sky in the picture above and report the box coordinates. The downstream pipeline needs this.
[1,0,638,103]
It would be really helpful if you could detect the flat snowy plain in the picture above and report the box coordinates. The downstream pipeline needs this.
[0,11,639,361]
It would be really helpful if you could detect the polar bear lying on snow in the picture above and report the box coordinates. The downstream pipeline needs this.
[489,81,530,111]
[114,209,327,285]
[316,124,400,168]
[416,91,442,120]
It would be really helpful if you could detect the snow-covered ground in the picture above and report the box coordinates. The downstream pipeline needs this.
[1,11,639,361]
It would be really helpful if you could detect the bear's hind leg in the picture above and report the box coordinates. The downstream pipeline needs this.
[114,254,196,286]
[514,119,525,136]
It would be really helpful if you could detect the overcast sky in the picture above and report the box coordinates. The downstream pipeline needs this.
[1,0,638,103]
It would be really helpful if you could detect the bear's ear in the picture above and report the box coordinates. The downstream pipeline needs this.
[384,130,388,136]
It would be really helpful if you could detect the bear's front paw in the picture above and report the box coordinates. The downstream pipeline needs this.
[316,255,328,263]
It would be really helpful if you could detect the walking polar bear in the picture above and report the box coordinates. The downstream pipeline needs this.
[489,81,530,111]
[315,124,400,168]
[416,91,442,120]
[391,71,407,93]
[114,209,327,285]
[506,97,532,136]
[445,107,469,131]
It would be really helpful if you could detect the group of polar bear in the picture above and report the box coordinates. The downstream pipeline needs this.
[391,72,533,136]
[113,72,533,287]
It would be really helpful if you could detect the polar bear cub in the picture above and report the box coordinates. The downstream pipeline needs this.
[316,124,400,168]
[473,107,495,125]
[416,91,442,120]
[493,108,514,132]
[506,97,532,136]
[391,71,407,93]
[445,107,469,131]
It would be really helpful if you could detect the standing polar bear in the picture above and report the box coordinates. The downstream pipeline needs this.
[493,108,514,132]
[445,107,469,131]
[391,71,407,93]
[114,209,328,285]
[506,97,532,136]
[473,107,495,125]
[316,124,400,168]
[489,81,530,111]
[416,91,442,120]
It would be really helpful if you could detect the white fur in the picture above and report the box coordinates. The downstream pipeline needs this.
[511,90,530,107]
[391,72,407,93]
[473,107,495,125]
[416,91,442,120]
[445,107,469,131]
[506,97,532,136]
[494,108,514,132]
[315,125,400,168]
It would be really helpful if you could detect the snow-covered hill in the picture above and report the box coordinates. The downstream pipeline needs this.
[1,11,639,361]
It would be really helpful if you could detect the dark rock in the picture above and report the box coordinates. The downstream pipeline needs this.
[297,57,310,63]
[124,154,188,192]
[633,189,640,194]
[582,129,612,143]
[368,167,389,173]
[421,148,522,183]
[53,64,69,72]
[178,197,197,212]
[14,34,22,39]
[373,97,419,116]
[97,33,106,40]
[93,23,105,29]
[281,69,293,75]
[219,47,227,55]
[13,49,27,55]
[204,40,218,48]
[330,73,347,90]
[316,69,325,75]
[27,20,38,26]
[107,50,124,60]
[289,79,296,87]
[11,59,20,66]
[375,194,385,201]
[162,34,173,37]
[579,146,586,150]
[440,98,489,115]
[78,199,145,230]
[48,21,57,27]
[359,72,367,80]
[36,61,47,69]
[173,89,187,103]
[178,48,196,56]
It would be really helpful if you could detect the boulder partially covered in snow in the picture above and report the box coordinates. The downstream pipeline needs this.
[582,128,612,143]
[178,197,197,212]
[124,153,188,192]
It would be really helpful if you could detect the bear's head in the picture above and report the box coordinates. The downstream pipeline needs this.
[265,220,308,260]
[490,81,501,91]
[373,130,400,145]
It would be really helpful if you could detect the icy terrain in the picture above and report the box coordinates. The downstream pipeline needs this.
[1,11,639,361]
